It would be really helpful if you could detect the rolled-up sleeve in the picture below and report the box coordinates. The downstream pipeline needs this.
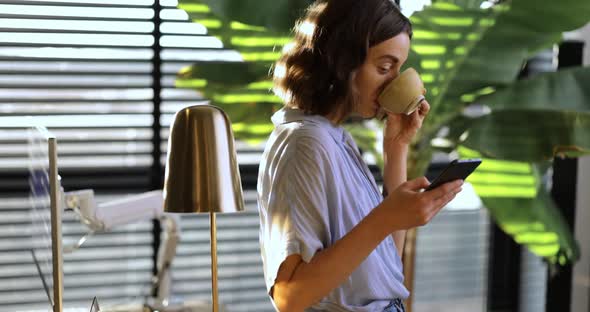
[259,136,331,292]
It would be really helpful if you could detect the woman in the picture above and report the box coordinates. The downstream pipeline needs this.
[257,0,463,311]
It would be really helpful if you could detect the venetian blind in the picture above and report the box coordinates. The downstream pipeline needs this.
[0,0,270,310]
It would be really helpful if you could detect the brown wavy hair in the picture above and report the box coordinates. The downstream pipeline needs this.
[272,0,412,123]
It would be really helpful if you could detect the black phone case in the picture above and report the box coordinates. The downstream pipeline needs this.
[425,159,482,191]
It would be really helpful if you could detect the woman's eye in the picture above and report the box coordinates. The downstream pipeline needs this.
[378,65,392,73]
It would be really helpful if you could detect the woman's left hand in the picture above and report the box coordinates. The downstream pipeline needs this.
[383,100,430,146]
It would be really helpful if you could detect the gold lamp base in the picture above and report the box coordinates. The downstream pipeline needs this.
[210,211,219,312]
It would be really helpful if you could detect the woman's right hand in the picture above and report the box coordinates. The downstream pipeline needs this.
[378,176,463,231]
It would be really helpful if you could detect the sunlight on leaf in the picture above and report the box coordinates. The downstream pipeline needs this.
[529,245,560,257]
[468,174,535,185]
[503,221,545,233]
[458,147,579,264]
[515,232,558,245]
[413,45,446,55]
[242,51,281,61]
[479,18,495,26]
[454,46,466,55]
[233,122,274,134]
[230,36,291,47]
[247,81,273,90]
[197,19,221,28]
[175,78,207,88]
[413,30,455,40]
[458,147,537,198]
[473,186,536,198]
[431,17,474,26]
[230,21,266,31]
[212,94,281,103]
[461,94,477,102]
[178,3,209,13]
[421,73,435,83]
[467,33,482,40]
[422,60,441,69]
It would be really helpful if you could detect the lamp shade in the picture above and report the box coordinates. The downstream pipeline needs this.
[163,105,244,214]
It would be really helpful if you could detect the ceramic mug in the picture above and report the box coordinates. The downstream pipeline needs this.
[377,67,426,115]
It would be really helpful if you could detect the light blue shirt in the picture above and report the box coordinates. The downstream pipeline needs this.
[257,107,409,312]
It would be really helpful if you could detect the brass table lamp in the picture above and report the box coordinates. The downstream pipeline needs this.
[163,105,245,312]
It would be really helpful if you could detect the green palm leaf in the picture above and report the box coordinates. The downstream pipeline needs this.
[183,0,312,33]
[463,109,590,161]
[460,147,580,264]
[409,2,495,121]
[201,81,282,142]
[479,66,590,112]
[178,61,271,88]
[175,0,290,142]
[446,0,590,99]
[460,67,590,161]
[412,0,590,265]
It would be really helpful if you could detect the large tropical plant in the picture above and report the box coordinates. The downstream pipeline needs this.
[175,0,590,271]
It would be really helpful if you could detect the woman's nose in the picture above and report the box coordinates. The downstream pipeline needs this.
[379,72,399,93]
[389,70,400,81]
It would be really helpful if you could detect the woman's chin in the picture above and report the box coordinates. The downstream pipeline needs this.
[350,106,380,120]
[357,111,374,119]
[369,107,382,119]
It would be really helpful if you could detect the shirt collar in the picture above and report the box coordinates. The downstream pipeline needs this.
[271,106,347,143]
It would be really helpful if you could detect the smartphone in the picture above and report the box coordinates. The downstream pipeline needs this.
[425,158,482,191]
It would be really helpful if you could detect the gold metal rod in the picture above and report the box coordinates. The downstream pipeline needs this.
[210,211,219,312]
[49,138,63,312]
[403,228,417,312]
